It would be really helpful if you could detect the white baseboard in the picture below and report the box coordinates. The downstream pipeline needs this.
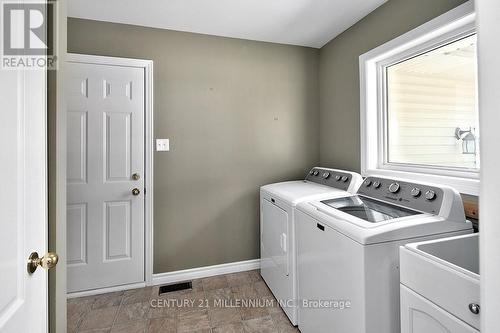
[67,282,146,299]
[67,259,261,298]
[152,259,261,286]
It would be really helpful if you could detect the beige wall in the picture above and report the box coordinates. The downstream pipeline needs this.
[67,0,473,275]
[318,0,468,172]
[67,18,320,273]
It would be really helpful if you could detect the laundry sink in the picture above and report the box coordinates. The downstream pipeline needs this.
[411,233,479,276]
[400,233,480,330]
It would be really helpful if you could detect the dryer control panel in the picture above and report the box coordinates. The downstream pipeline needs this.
[305,168,353,191]
[357,176,444,215]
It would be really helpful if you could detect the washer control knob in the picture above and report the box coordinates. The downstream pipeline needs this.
[425,190,436,201]
[364,180,372,187]
[373,181,381,188]
[411,188,421,197]
[335,175,341,181]
[323,172,330,179]
[341,176,349,182]
[388,182,400,193]
[309,170,315,175]
[313,170,319,176]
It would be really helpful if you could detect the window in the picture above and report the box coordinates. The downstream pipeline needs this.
[360,2,479,195]
[386,34,478,169]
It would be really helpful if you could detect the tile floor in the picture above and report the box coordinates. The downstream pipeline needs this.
[68,270,300,333]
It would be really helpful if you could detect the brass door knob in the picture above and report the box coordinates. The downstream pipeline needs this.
[27,252,59,274]
[132,188,141,196]
[132,173,140,180]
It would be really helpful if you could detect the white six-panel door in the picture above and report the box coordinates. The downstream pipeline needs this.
[0,40,48,333]
[66,61,145,292]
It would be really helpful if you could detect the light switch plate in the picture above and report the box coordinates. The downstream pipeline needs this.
[156,139,170,152]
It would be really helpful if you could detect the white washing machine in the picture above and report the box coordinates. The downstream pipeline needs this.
[296,176,473,333]
[260,167,363,325]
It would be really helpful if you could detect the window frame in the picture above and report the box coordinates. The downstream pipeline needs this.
[359,1,478,195]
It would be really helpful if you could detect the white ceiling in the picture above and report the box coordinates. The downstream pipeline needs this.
[68,0,387,48]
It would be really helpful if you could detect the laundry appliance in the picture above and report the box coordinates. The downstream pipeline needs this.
[296,176,473,333]
[260,167,363,325]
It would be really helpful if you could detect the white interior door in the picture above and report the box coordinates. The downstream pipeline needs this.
[66,60,145,292]
[0,41,49,333]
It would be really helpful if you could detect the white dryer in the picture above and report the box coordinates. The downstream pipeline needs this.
[296,176,473,333]
[260,167,363,325]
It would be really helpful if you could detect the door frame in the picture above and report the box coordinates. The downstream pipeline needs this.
[66,53,154,296]
[476,0,500,330]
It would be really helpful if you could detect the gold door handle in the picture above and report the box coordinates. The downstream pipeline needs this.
[132,188,141,196]
[27,252,59,274]
[132,173,140,180]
